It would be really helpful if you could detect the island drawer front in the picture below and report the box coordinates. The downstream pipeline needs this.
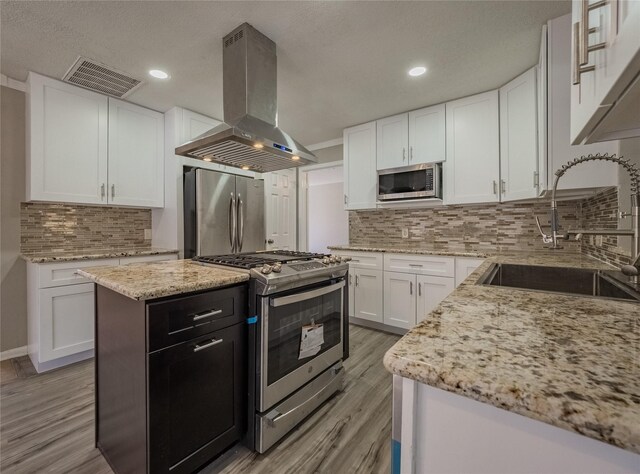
[147,285,247,352]
[384,253,455,277]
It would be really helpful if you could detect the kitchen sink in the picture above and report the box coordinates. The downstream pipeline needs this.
[478,263,640,303]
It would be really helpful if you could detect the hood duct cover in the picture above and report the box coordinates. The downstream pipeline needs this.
[175,23,317,173]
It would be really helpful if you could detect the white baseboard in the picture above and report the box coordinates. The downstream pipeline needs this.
[0,345,28,361]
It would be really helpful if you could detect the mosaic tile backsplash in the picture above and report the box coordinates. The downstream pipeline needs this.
[21,202,151,254]
[349,199,582,252]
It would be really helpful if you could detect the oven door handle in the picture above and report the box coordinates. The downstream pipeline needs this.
[270,281,345,307]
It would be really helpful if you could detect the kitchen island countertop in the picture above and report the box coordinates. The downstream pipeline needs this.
[21,247,179,263]
[77,259,249,300]
[382,251,640,454]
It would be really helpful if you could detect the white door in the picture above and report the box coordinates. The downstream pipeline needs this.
[376,113,409,170]
[444,91,500,204]
[39,283,95,362]
[455,257,486,287]
[265,169,297,250]
[409,104,446,164]
[108,98,164,207]
[416,275,455,323]
[27,72,108,204]
[500,67,539,202]
[343,122,377,210]
[383,271,416,329]
[353,269,383,323]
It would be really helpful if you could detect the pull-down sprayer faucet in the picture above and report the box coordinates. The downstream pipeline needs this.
[535,153,640,284]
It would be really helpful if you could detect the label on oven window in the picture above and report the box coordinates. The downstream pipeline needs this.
[299,324,324,359]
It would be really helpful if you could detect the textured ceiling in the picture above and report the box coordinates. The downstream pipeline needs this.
[0,1,570,146]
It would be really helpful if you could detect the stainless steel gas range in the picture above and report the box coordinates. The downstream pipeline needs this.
[193,250,350,453]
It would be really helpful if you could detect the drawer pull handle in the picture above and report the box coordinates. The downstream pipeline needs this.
[409,264,423,268]
[193,338,223,352]
[193,309,222,321]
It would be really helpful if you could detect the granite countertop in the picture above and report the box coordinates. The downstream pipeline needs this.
[77,259,249,300]
[21,247,179,263]
[328,244,494,258]
[383,251,640,454]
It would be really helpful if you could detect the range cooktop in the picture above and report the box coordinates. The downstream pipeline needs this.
[193,250,328,269]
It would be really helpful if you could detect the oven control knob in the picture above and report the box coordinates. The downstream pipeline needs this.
[261,264,273,275]
[272,263,282,273]
[329,256,337,263]
[322,257,330,265]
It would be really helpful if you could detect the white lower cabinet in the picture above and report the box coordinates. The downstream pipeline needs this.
[353,268,384,323]
[384,272,417,329]
[416,275,456,322]
[28,253,177,372]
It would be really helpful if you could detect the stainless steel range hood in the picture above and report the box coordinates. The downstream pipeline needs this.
[175,23,317,173]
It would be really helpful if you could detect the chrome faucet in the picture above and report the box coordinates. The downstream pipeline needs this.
[535,153,640,284]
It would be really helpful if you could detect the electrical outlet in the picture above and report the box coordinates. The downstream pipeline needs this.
[595,235,603,247]
[144,229,152,240]
[401,228,409,239]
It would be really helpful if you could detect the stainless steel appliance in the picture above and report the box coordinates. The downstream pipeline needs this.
[175,23,317,173]
[193,250,350,453]
[184,168,265,258]
[377,162,442,201]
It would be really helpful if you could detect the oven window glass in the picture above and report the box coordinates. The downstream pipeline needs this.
[267,285,342,385]
[378,170,429,195]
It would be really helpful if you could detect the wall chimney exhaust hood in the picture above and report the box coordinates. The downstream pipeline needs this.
[175,23,317,173]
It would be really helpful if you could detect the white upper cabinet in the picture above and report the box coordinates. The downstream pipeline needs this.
[537,25,549,196]
[27,72,165,208]
[444,91,500,204]
[546,14,618,193]
[108,98,164,207]
[181,108,221,143]
[376,114,409,170]
[570,0,640,144]
[408,104,446,165]
[27,72,108,204]
[343,121,377,210]
[499,67,539,202]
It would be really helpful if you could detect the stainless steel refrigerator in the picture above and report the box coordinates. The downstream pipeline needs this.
[184,168,265,257]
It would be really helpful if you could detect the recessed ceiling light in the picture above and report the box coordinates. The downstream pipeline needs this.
[242,165,250,170]
[203,157,213,162]
[149,69,169,79]
[253,143,264,149]
[408,66,427,77]
[292,155,300,161]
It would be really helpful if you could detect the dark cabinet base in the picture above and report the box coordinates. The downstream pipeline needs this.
[95,284,247,474]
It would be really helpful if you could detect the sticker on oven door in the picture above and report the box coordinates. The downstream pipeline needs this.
[299,323,324,359]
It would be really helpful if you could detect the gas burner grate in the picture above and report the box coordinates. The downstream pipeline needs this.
[193,250,329,269]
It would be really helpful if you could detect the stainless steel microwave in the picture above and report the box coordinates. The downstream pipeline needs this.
[377,163,442,201]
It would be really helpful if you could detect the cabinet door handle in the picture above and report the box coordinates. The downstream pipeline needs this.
[492,180,498,195]
[111,184,115,199]
[355,275,359,287]
[193,338,223,352]
[408,264,423,268]
[193,309,222,321]
[410,146,413,161]
[409,281,413,295]
[349,274,353,286]
[344,195,348,205]
[533,171,539,188]
[418,282,422,296]
[101,183,105,200]
[501,179,506,194]
[403,148,406,161]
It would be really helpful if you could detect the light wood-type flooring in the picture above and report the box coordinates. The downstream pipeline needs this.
[1,325,399,474]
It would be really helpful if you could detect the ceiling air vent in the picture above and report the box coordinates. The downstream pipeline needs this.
[62,56,143,98]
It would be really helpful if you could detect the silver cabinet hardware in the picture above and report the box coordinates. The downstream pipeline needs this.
[572,0,610,85]
[492,180,498,195]
[409,281,413,295]
[349,274,353,286]
[344,195,348,204]
[111,184,115,199]
[410,146,413,162]
[403,148,406,161]
[418,282,422,296]
[501,179,506,194]
[408,264,423,268]
[193,309,223,321]
[355,275,359,287]
[101,183,105,200]
[267,239,275,244]
[193,338,223,352]
[533,171,539,188]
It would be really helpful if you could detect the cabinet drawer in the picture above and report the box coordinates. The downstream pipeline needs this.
[119,254,177,265]
[384,253,455,277]
[38,258,118,288]
[147,285,247,352]
[334,251,383,270]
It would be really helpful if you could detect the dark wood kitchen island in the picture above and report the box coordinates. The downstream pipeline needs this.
[78,260,250,474]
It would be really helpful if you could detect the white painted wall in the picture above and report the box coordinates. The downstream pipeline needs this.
[306,165,348,254]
